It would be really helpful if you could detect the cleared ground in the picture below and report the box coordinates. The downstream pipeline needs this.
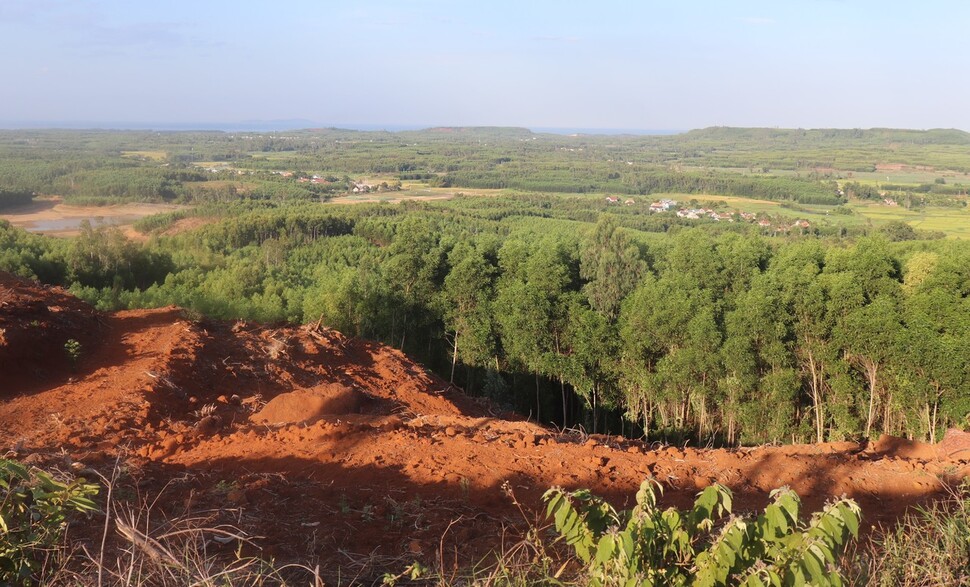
[0,197,186,237]
[1,272,967,583]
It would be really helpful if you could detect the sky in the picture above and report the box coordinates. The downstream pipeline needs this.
[2,0,969,131]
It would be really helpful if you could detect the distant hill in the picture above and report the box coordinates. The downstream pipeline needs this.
[683,126,970,146]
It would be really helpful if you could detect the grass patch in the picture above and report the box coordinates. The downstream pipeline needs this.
[859,482,970,586]
[850,201,970,238]
[121,151,167,162]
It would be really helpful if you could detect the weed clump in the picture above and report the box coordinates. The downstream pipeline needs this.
[862,481,970,586]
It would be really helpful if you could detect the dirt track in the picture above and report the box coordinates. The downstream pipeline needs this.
[1,272,968,580]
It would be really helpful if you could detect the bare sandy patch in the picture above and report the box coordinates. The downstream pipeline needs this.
[0,196,187,237]
[327,187,502,205]
[158,216,214,236]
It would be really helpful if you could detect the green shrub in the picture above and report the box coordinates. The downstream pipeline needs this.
[544,479,860,587]
[0,459,99,584]
[63,339,82,371]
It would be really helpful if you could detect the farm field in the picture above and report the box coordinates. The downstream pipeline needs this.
[328,184,504,205]
[851,201,970,238]
[635,192,969,237]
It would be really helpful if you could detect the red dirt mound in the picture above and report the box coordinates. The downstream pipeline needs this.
[0,272,102,394]
[1,272,967,582]
[940,428,970,459]
[252,383,363,424]
[870,433,940,460]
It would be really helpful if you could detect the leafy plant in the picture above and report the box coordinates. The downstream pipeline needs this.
[63,338,82,370]
[0,459,99,584]
[382,561,429,586]
[212,479,238,495]
[544,479,860,587]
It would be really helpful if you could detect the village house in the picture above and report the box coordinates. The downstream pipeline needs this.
[605,196,620,204]
[677,208,711,219]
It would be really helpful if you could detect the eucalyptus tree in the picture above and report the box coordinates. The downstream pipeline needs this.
[495,235,579,423]
[438,241,498,383]
[770,241,832,442]
[833,295,903,438]
[382,216,447,350]
[580,216,646,321]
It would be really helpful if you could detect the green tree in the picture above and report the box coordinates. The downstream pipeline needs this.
[439,242,497,382]
[495,236,578,422]
[382,216,445,350]
[580,217,646,321]
[834,295,902,438]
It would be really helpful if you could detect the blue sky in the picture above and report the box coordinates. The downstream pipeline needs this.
[2,0,968,130]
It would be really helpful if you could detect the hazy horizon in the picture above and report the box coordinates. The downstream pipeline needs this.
[0,118,687,134]
[3,1,969,131]
[1,119,967,135]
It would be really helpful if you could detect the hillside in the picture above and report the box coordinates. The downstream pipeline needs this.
[1,271,969,582]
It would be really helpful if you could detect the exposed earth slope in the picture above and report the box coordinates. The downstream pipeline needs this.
[1,271,968,580]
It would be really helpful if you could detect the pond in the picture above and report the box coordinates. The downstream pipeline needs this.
[26,215,143,233]
[0,200,186,236]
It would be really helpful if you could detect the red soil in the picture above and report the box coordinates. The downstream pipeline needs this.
[1,271,968,581]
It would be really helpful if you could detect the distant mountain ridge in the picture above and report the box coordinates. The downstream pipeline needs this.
[2,121,966,139]
[684,126,970,145]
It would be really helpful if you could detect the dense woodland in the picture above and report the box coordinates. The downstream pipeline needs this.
[1,127,969,446]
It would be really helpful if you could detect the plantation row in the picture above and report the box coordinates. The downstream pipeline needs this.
[2,196,967,445]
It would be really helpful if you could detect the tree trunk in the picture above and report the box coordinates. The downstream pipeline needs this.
[560,379,568,429]
[864,361,878,438]
[697,397,706,441]
[806,345,824,444]
[642,398,651,440]
[680,390,691,431]
[449,331,459,383]
[592,384,598,434]
[535,373,541,423]
[883,391,893,436]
